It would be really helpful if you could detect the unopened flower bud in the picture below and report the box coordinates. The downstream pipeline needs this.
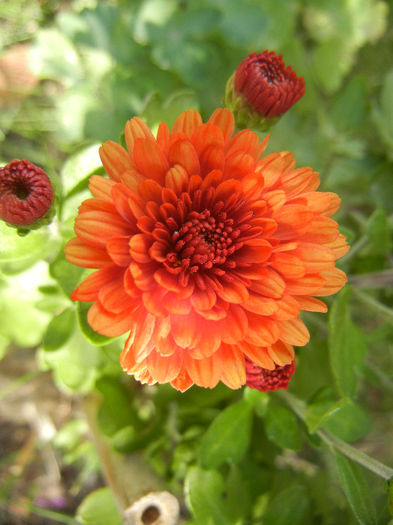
[225,50,305,130]
[245,357,296,392]
[0,159,55,233]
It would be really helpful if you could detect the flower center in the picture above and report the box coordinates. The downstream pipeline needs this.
[258,61,285,85]
[166,208,239,273]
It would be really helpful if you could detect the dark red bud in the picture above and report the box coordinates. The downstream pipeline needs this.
[245,357,296,392]
[234,50,305,118]
[0,159,54,227]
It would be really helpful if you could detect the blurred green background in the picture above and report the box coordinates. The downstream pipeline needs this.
[0,0,393,524]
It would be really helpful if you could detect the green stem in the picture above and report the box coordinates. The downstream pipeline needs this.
[279,390,393,480]
[339,235,368,264]
[352,288,393,324]
[349,269,393,289]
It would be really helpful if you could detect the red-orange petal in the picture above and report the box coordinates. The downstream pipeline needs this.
[65,238,112,268]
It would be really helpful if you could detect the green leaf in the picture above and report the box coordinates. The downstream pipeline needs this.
[141,89,200,133]
[336,454,377,525]
[263,485,311,525]
[374,69,393,159]
[306,395,349,434]
[77,301,118,346]
[331,76,367,131]
[0,222,59,270]
[29,28,83,84]
[226,464,251,523]
[185,466,229,525]
[386,476,393,516]
[42,308,75,351]
[0,264,52,347]
[96,377,137,437]
[49,248,84,297]
[219,4,268,47]
[40,327,103,393]
[61,144,102,197]
[199,401,252,469]
[264,405,302,451]
[311,37,355,93]
[243,387,269,417]
[76,487,122,525]
[366,208,391,256]
[329,287,366,398]
[324,401,371,442]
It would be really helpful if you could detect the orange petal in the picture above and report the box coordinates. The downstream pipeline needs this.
[278,317,310,346]
[238,341,275,370]
[219,345,246,389]
[106,236,132,267]
[119,168,144,191]
[226,129,261,159]
[235,239,273,265]
[267,340,294,366]
[171,313,200,349]
[127,310,156,363]
[165,164,189,195]
[325,233,349,259]
[270,252,305,279]
[224,151,255,180]
[257,151,295,188]
[71,266,123,302]
[242,293,279,316]
[74,210,132,247]
[293,242,335,273]
[245,313,280,346]
[250,268,286,299]
[163,292,192,315]
[130,233,152,263]
[280,167,319,197]
[301,216,340,243]
[133,138,169,182]
[147,349,183,383]
[111,183,136,223]
[274,205,313,239]
[168,138,200,175]
[217,279,249,304]
[87,301,134,337]
[170,366,193,392]
[218,305,248,344]
[272,294,301,321]
[125,117,155,155]
[98,279,137,313]
[285,273,326,295]
[190,287,217,311]
[142,288,168,317]
[65,238,112,268]
[89,175,116,201]
[184,351,222,388]
[208,108,234,144]
[315,268,347,296]
[99,141,132,182]
[171,109,203,137]
[156,121,170,155]
[294,296,327,313]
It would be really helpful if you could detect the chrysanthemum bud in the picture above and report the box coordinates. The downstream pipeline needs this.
[245,357,296,392]
[0,159,55,232]
[225,50,305,130]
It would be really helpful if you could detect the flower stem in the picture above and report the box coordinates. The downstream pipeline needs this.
[279,390,393,480]
[349,269,393,288]
[352,288,393,324]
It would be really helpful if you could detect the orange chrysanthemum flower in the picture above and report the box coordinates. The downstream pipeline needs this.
[65,109,348,392]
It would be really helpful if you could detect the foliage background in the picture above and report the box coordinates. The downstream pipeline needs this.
[0,0,392,523]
